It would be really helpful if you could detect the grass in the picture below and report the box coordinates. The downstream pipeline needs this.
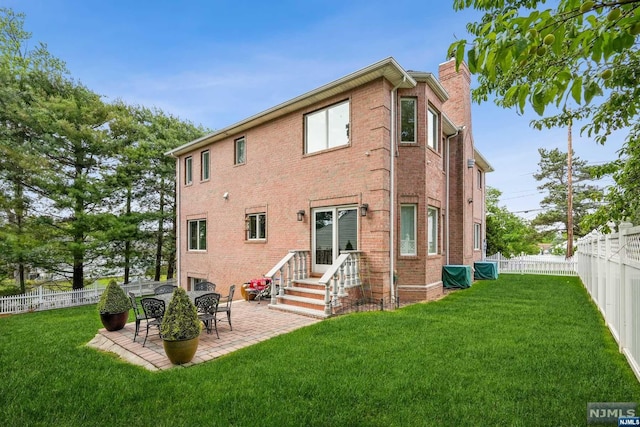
[1,275,639,426]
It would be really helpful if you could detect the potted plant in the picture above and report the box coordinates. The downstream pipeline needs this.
[97,279,130,331]
[160,287,202,364]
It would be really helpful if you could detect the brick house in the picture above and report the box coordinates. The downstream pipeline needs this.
[166,57,493,317]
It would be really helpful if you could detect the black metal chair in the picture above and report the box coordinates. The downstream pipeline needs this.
[154,284,177,295]
[128,292,146,343]
[215,285,236,331]
[194,281,216,292]
[140,297,166,346]
[194,292,221,338]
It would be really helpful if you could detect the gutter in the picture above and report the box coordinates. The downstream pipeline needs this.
[167,152,182,288]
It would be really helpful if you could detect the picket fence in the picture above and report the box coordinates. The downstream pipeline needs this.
[0,278,176,315]
[485,253,578,276]
[577,222,640,382]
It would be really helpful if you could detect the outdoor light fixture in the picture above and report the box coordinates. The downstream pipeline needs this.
[360,203,369,217]
[467,159,475,168]
[468,198,474,204]
[297,210,305,221]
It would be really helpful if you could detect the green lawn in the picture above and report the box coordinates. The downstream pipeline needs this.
[1,275,638,426]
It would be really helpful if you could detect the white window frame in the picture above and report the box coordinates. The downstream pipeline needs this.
[400,98,417,144]
[304,100,350,154]
[187,219,206,251]
[400,204,417,256]
[428,207,439,255]
[235,137,246,165]
[246,213,266,240]
[201,150,210,181]
[474,223,481,250]
[185,156,193,185]
[427,106,439,151]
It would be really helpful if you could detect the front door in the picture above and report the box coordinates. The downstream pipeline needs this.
[312,206,358,274]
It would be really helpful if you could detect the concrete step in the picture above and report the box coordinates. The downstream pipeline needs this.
[268,303,330,319]
[285,286,325,300]
[276,294,326,311]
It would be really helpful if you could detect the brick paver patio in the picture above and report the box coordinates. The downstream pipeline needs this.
[87,299,321,371]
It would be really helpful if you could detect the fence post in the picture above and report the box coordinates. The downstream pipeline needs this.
[619,222,632,353]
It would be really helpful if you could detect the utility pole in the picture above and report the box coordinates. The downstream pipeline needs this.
[566,119,574,258]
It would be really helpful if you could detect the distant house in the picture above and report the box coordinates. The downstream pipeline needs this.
[166,57,493,317]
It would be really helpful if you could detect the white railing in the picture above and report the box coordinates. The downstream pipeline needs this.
[485,253,578,276]
[319,251,362,315]
[265,250,310,305]
[577,222,640,382]
[0,278,176,315]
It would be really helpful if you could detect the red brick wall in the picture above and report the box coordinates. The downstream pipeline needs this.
[177,78,394,296]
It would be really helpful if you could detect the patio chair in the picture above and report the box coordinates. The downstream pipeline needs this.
[194,292,221,338]
[194,281,216,292]
[128,292,146,343]
[154,284,177,295]
[215,285,236,331]
[140,297,166,346]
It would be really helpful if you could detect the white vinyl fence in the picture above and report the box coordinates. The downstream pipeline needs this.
[485,253,578,276]
[577,222,640,382]
[0,278,175,315]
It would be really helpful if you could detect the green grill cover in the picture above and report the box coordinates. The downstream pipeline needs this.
[474,261,499,280]
[442,265,472,289]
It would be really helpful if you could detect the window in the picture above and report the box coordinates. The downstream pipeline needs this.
[185,156,193,185]
[477,169,483,189]
[246,213,266,240]
[427,107,439,151]
[201,150,210,181]
[305,100,350,154]
[235,137,246,165]
[188,219,206,250]
[400,204,417,256]
[474,223,481,250]
[400,98,416,143]
[428,207,439,255]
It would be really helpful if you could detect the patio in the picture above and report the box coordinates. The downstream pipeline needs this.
[88,299,321,371]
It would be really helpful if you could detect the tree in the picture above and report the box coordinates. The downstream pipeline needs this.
[532,147,602,240]
[449,1,640,225]
[0,8,68,292]
[485,187,539,257]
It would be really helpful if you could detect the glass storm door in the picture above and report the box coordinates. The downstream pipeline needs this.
[312,207,358,274]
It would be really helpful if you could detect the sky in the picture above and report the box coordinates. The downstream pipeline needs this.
[2,0,622,219]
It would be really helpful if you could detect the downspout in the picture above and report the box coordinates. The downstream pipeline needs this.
[173,155,181,286]
[389,76,406,303]
[445,126,464,265]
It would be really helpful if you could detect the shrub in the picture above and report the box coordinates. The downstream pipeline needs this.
[96,279,130,314]
[160,287,201,341]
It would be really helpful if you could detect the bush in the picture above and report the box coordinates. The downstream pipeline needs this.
[160,287,201,341]
[96,279,130,314]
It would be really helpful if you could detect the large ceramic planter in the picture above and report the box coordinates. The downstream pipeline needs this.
[99,311,129,331]
[163,336,199,364]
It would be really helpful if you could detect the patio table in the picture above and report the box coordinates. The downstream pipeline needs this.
[154,290,211,305]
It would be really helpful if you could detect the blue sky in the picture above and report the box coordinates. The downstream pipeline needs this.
[3,0,621,218]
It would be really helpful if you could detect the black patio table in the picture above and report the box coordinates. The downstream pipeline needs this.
[154,290,211,305]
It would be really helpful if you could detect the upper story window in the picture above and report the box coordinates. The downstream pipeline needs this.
[428,206,439,255]
[400,204,417,256]
[201,150,210,181]
[477,169,483,189]
[246,213,266,240]
[304,100,350,154]
[400,98,416,143]
[427,106,440,151]
[235,137,246,165]
[188,219,206,251]
[185,156,193,185]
